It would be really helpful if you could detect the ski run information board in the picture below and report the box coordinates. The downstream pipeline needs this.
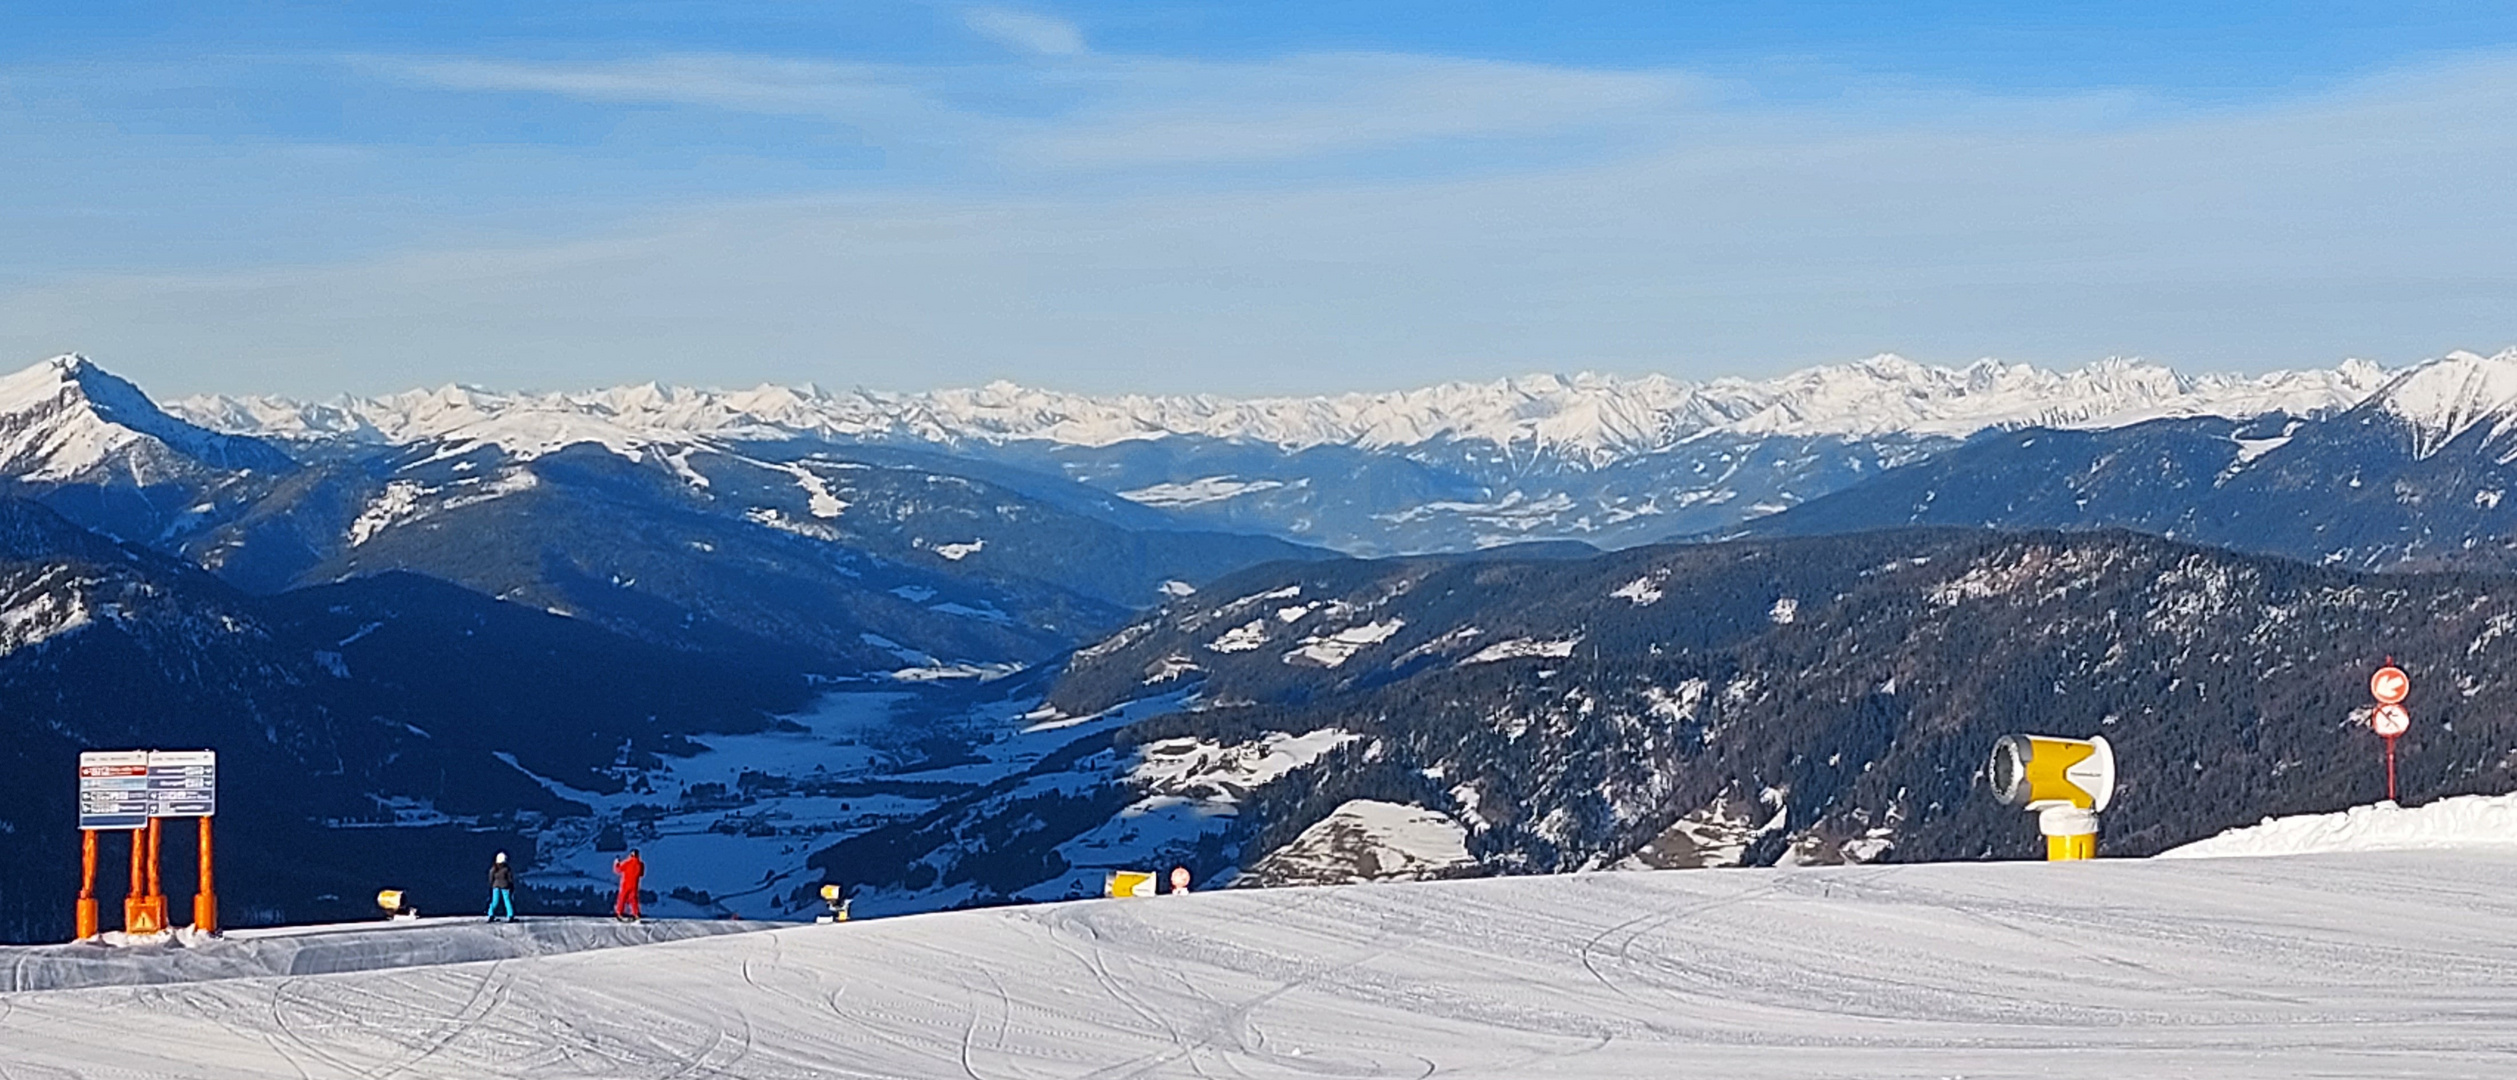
[78,750,216,829]
[149,750,218,817]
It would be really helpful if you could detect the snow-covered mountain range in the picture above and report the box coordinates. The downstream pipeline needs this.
[174,354,2384,457]
[1747,348,2517,571]
[12,346,2517,942]
[163,352,2402,553]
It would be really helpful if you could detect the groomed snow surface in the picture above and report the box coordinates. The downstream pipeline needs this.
[10,848,2517,1077]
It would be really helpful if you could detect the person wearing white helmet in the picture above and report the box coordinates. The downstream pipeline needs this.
[487,851,517,923]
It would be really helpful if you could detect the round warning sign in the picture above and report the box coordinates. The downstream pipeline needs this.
[2371,703,2411,737]
[2370,665,2410,705]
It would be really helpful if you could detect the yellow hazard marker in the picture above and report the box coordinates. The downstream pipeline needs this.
[1987,734,2116,861]
[1105,870,1158,898]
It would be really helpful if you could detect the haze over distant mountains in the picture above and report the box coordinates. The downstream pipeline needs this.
[166,352,2403,553]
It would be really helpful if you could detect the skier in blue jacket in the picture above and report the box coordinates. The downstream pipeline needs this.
[487,852,516,922]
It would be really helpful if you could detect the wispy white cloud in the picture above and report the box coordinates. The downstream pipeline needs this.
[964,7,1088,57]
[377,54,987,146]
[377,49,1704,171]
[1016,53,1700,167]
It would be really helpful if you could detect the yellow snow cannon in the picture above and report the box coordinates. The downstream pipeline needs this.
[1987,734,2116,861]
[816,883,851,923]
[375,889,418,920]
[1105,870,1158,898]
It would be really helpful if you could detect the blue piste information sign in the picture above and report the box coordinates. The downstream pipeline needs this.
[78,750,216,830]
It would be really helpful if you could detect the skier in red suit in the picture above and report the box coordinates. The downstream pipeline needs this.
[612,849,645,921]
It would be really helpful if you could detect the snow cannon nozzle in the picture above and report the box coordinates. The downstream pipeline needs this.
[1987,734,2114,860]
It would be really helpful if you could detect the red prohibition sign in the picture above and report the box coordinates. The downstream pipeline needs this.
[2371,703,2411,737]
[2371,665,2410,705]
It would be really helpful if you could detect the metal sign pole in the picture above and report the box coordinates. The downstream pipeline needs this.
[2385,735,2400,803]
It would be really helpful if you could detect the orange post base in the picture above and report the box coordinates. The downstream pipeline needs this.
[75,898,99,940]
[125,896,168,936]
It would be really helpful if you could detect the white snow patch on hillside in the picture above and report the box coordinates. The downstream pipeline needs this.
[1618,800,1762,869]
[1245,799,1474,885]
[0,585,94,657]
[744,506,838,540]
[888,660,1023,682]
[1462,636,1579,664]
[1206,618,1268,653]
[929,539,984,561]
[1642,678,1709,724]
[1142,654,1199,684]
[346,480,428,546]
[1284,618,1404,667]
[1057,729,1358,869]
[1397,624,1482,664]
[421,407,677,464]
[1611,574,1663,605]
[1129,729,1358,801]
[776,462,848,518]
[2160,793,2517,859]
[2232,433,2294,465]
[1118,476,1287,507]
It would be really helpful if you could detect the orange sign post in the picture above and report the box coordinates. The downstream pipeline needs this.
[194,816,217,935]
[75,830,99,940]
[125,822,162,935]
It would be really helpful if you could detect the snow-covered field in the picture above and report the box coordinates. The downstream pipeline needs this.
[2162,791,2517,859]
[9,848,2517,1078]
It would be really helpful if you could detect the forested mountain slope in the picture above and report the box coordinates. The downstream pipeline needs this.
[818,528,2517,906]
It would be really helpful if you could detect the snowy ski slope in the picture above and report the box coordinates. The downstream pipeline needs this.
[6,849,2517,1078]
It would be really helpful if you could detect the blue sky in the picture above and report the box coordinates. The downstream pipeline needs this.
[5,2,2516,397]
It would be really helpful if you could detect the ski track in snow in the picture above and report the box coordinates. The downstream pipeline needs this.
[10,851,2517,1077]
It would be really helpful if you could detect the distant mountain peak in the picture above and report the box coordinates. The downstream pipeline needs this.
[0,355,294,483]
[2368,347,2517,459]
